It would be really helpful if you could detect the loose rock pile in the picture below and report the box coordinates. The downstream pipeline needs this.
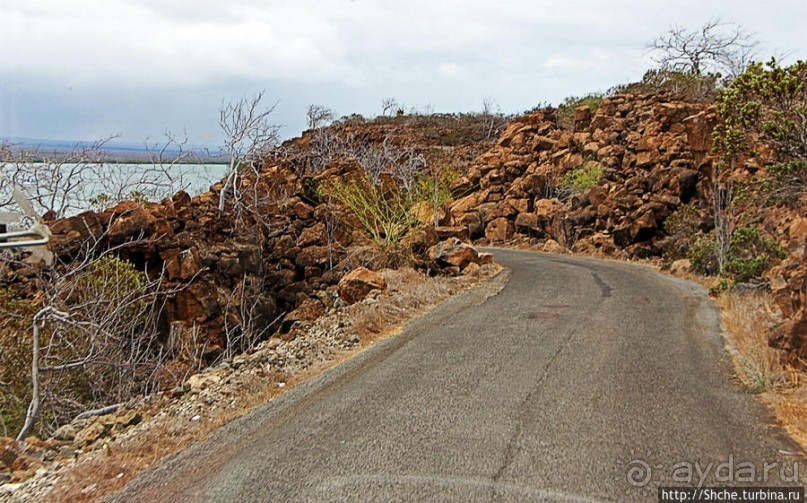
[450,93,714,257]
[448,91,805,361]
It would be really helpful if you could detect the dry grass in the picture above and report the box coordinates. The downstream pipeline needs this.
[718,291,807,449]
[766,389,807,451]
[719,292,791,393]
[347,268,477,337]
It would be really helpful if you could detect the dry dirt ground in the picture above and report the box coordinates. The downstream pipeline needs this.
[0,264,503,503]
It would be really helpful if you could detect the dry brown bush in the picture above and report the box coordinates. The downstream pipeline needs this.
[719,291,807,448]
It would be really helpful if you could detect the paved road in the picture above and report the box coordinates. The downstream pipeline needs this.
[110,249,803,502]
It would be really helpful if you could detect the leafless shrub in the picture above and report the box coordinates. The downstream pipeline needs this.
[647,19,759,79]
[381,97,402,117]
[306,104,335,130]
[0,136,116,218]
[300,125,356,175]
[711,158,739,275]
[218,91,281,211]
[228,162,292,232]
[481,97,507,140]
[0,218,199,439]
[13,262,164,438]
[221,275,284,361]
[354,138,426,188]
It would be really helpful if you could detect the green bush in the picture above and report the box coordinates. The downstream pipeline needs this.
[0,289,36,436]
[413,166,459,211]
[713,59,806,161]
[317,177,419,246]
[759,160,806,205]
[661,205,704,261]
[0,255,160,437]
[723,257,770,283]
[560,161,604,192]
[318,168,458,253]
[734,225,784,259]
[686,225,785,282]
[687,235,719,275]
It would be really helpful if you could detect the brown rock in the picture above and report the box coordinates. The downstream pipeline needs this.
[485,218,515,243]
[788,218,807,253]
[573,107,592,130]
[434,226,470,242]
[338,267,387,305]
[586,186,609,207]
[670,259,693,274]
[478,252,494,265]
[428,238,479,271]
[533,198,562,217]
[0,438,19,470]
[590,113,611,130]
[285,297,326,325]
[52,423,78,442]
[107,204,157,244]
[452,191,489,215]
[172,190,192,209]
[682,111,717,153]
[670,168,700,202]
[635,151,656,168]
[458,213,484,239]
[296,223,326,248]
[770,313,807,362]
[410,226,440,254]
[178,248,202,280]
[462,262,481,277]
[532,136,557,151]
[74,421,108,447]
[113,410,142,431]
[514,213,543,237]
[613,224,633,248]
[630,210,658,242]
[507,198,530,214]
[791,316,807,360]
[295,246,329,268]
[172,280,220,323]
[520,174,549,197]
[160,248,182,279]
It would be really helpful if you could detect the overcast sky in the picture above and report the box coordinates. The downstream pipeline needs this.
[1,0,804,146]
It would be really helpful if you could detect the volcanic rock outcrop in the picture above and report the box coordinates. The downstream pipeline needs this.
[448,91,805,360]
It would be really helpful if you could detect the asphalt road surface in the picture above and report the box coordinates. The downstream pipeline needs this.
[109,249,804,502]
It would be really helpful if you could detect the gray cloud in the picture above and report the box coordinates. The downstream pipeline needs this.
[1,0,804,145]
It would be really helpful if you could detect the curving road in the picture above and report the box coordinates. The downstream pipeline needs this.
[109,249,803,502]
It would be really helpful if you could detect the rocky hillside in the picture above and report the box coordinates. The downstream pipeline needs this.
[447,91,805,362]
[0,110,504,490]
[2,112,499,377]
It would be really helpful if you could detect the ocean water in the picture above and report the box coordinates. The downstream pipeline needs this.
[0,162,229,218]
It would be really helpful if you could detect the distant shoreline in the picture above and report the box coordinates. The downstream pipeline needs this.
[1,137,225,163]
